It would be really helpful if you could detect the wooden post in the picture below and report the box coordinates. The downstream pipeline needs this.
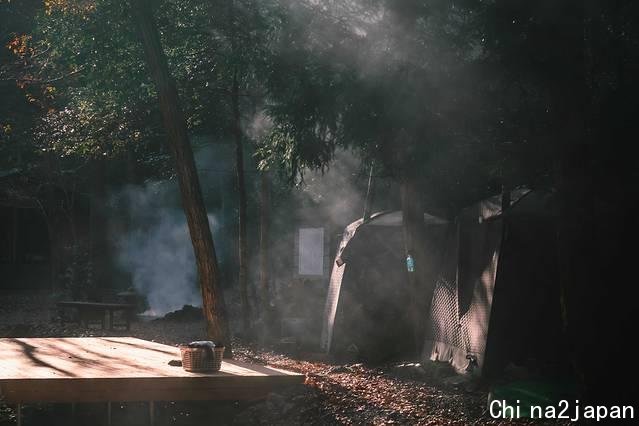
[149,401,155,426]
[107,402,112,426]
[15,404,21,426]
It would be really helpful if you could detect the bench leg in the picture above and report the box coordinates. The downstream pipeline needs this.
[78,308,87,328]
[149,401,155,426]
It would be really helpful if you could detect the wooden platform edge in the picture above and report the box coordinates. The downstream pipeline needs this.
[0,372,307,404]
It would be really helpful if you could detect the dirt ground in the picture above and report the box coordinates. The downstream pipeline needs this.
[0,291,564,425]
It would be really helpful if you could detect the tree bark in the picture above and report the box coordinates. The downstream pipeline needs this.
[259,171,272,331]
[232,68,252,335]
[89,157,107,294]
[362,162,375,220]
[131,0,231,350]
[43,151,58,291]
[549,1,589,400]
[400,177,429,355]
[11,206,18,264]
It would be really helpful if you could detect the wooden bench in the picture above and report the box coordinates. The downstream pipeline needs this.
[56,301,136,330]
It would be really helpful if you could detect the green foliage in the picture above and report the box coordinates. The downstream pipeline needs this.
[257,1,500,208]
[3,0,638,214]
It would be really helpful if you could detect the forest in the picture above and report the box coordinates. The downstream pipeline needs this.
[1,0,638,425]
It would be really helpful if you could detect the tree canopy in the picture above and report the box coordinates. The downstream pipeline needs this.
[2,0,639,400]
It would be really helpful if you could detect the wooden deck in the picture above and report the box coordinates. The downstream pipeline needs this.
[0,337,305,404]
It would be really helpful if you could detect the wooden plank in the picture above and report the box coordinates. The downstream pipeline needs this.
[0,338,305,404]
[2,380,278,403]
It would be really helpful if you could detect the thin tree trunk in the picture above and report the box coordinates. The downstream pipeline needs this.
[90,158,107,293]
[400,177,429,355]
[11,207,18,264]
[131,0,231,351]
[362,162,375,221]
[47,224,57,291]
[232,68,251,335]
[44,152,57,291]
[126,144,138,185]
[259,171,272,331]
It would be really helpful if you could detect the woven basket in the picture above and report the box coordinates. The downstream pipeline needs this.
[179,344,224,372]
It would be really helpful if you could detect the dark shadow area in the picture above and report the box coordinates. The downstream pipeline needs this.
[101,338,179,356]
[8,338,76,377]
[328,212,448,364]
[0,206,50,291]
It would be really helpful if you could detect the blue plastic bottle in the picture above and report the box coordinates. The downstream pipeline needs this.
[406,254,415,273]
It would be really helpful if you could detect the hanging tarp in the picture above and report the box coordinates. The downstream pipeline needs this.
[320,218,364,352]
[423,209,503,374]
[423,190,566,378]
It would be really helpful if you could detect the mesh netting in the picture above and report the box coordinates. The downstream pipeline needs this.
[429,276,463,349]
[424,211,503,373]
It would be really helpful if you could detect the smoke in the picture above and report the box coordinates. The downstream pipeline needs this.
[273,0,487,207]
[264,148,399,344]
[246,110,274,142]
[296,149,369,226]
[276,0,485,122]
[110,181,219,316]
[107,138,243,316]
[278,0,467,76]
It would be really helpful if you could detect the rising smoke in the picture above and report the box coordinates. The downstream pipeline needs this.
[108,139,240,316]
[111,181,219,315]
[109,0,432,321]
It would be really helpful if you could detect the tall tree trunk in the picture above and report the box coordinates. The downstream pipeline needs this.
[131,0,231,351]
[232,68,251,335]
[89,157,107,295]
[44,151,58,291]
[259,171,272,332]
[126,144,139,185]
[550,1,589,400]
[400,177,429,355]
[546,0,635,403]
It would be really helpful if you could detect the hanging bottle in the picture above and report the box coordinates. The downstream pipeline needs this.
[406,253,415,273]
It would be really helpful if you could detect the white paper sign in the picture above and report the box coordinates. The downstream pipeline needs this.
[298,227,324,276]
